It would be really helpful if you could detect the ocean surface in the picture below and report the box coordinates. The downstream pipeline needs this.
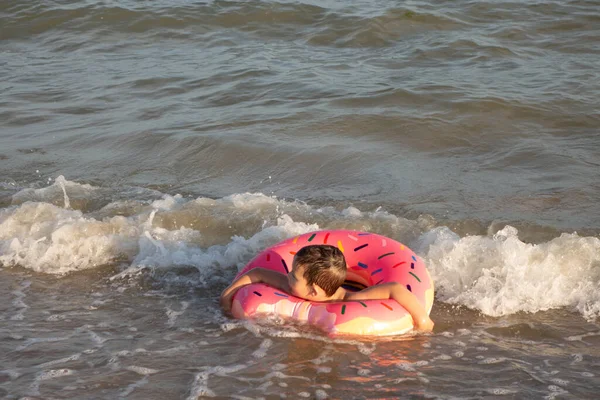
[1,0,600,398]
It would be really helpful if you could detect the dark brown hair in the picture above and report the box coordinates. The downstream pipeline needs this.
[293,245,347,296]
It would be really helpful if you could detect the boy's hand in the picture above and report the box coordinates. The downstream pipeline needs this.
[219,268,290,316]
[345,282,434,333]
[414,316,434,332]
[220,286,237,316]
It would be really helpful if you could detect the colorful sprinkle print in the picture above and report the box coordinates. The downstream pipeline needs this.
[253,291,262,297]
[324,233,330,244]
[281,259,289,273]
[358,262,368,269]
[392,262,406,268]
[378,252,395,259]
[354,243,369,251]
[337,240,344,252]
[341,305,346,315]
[274,292,289,298]
[409,272,421,282]
[308,233,316,242]
[371,268,383,276]
[381,302,393,311]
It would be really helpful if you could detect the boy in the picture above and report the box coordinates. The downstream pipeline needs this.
[220,244,434,332]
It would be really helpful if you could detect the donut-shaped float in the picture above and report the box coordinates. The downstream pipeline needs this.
[231,230,434,336]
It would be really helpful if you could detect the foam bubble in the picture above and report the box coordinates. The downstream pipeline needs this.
[150,194,185,211]
[565,331,600,342]
[187,364,248,400]
[223,192,279,209]
[187,371,215,399]
[252,339,273,359]
[487,388,518,395]
[549,378,569,387]
[395,363,419,375]
[357,343,376,355]
[126,366,159,375]
[478,357,506,364]
[570,354,583,364]
[38,353,81,369]
[39,368,74,380]
[120,376,149,397]
[341,206,362,217]
[393,377,417,383]
[166,301,189,327]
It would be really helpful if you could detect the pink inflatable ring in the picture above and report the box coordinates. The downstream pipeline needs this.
[231,230,434,336]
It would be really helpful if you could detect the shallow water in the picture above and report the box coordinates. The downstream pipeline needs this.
[1,0,600,398]
[2,267,599,399]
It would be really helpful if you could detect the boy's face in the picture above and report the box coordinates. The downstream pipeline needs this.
[287,264,311,298]
[287,264,328,301]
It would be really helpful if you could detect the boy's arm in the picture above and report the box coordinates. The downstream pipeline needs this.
[220,268,290,315]
[345,282,434,332]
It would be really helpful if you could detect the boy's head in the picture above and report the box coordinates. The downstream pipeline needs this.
[288,244,347,300]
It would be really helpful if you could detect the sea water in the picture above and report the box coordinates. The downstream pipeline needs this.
[1,0,599,398]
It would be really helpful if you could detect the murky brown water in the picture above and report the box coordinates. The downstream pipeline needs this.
[1,0,600,398]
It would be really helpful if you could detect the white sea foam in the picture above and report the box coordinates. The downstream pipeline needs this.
[120,376,149,397]
[38,368,74,380]
[11,175,96,208]
[1,177,600,320]
[126,365,159,375]
[252,339,273,359]
[487,388,518,395]
[166,301,189,327]
[187,364,248,400]
[0,201,140,274]
[37,353,81,369]
[27,368,75,396]
[419,225,600,320]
